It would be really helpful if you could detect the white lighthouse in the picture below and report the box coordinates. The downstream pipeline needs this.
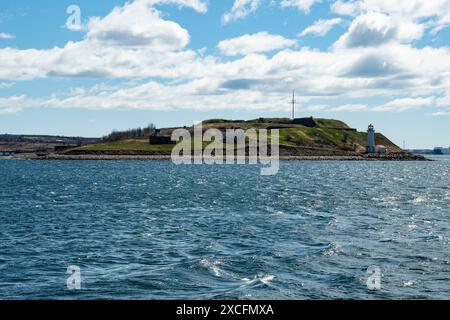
[366,124,376,153]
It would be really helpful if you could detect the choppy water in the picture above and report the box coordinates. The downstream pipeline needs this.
[0,157,449,300]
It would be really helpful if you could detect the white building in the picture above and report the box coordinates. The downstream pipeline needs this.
[366,124,376,153]
[376,145,388,154]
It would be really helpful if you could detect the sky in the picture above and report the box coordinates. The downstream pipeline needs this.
[1,0,450,148]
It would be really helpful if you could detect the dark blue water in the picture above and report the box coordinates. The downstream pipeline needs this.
[0,158,449,299]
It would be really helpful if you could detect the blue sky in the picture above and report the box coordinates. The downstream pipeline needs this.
[1,0,450,148]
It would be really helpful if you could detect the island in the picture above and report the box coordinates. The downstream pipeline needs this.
[2,117,426,161]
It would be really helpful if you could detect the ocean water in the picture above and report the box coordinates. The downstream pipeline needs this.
[0,157,449,300]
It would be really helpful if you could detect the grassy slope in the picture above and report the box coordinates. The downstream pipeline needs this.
[64,139,174,155]
[63,118,402,156]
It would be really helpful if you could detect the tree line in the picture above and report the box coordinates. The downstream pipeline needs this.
[102,123,156,142]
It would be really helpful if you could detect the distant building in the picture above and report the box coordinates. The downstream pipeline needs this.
[376,145,388,154]
[292,117,317,128]
[409,149,434,155]
[366,124,376,153]
[149,129,175,145]
[433,147,450,155]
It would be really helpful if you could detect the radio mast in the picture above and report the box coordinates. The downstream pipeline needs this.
[290,91,297,120]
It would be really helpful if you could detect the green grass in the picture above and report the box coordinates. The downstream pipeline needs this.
[314,118,350,129]
[278,127,401,152]
[64,118,402,156]
[64,139,174,154]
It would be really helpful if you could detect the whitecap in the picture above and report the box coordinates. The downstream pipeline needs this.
[403,280,415,287]
[412,196,426,204]
[242,274,274,285]
[200,258,223,277]
[322,242,342,256]
[260,275,274,284]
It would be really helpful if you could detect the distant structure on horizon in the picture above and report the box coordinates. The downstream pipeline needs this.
[290,91,297,120]
[149,129,175,145]
[366,124,376,153]
[433,147,450,154]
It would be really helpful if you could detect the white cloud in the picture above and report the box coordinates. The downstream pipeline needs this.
[431,111,450,116]
[5,41,450,114]
[331,0,450,34]
[63,0,207,32]
[222,0,321,23]
[334,12,423,48]
[280,0,321,14]
[218,32,296,56]
[373,97,436,112]
[222,0,261,24]
[3,0,450,116]
[0,95,27,114]
[0,0,211,80]
[86,0,190,49]
[330,104,368,112]
[0,32,14,40]
[147,0,208,13]
[331,1,356,16]
[5,80,295,113]
[0,82,15,89]
[299,18,343,37]
[331,0,450,18]
[4,40,450,114]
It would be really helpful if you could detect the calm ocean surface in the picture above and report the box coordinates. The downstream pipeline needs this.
[0,156,449,300]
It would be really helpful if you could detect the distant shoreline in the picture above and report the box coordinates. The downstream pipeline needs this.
[1,118,433,163]
[8,153,430,161]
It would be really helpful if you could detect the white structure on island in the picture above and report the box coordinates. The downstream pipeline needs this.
[366,124,376,153]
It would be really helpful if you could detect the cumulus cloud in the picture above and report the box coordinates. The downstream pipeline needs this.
[331,0,450,34]
[218,32,296,56]
[334,12,423,48]
[343,53,403,78]
[222,0,261,24]
[4,80,295,113]
[5,40,450,115]
[331,1,357,16]
[299,18,343,37]
[2,0,450,116]
[86,1,191,49]
[280,0,321,14]
[332,0,450,18]
[4,39,450,114]
[0,0,209,80]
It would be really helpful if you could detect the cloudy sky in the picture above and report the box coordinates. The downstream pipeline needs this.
[1,0,450,148]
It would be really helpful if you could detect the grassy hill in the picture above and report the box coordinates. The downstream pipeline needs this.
[62,117,403,157]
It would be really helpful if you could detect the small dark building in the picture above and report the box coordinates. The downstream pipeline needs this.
[292,117,317,127]
[149,129,175,145]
